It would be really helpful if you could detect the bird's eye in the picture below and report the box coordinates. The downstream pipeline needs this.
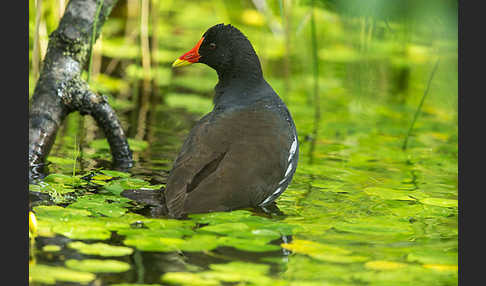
[209,43,217,50]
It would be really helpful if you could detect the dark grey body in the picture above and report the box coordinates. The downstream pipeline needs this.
[165,80,298,218]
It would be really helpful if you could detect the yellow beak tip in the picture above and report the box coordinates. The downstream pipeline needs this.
[172,58,193,68]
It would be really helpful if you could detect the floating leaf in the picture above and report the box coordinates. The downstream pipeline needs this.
[91,174,113,181]
[161,272,221,286]
[68,242,134,257]
[334,216,414,236]
[29,264,95,285]
[42,245,61,252]
[365,260,407,270]
[124,236,184,252]
[67,194,130,218]
[115,178,161,190]
[65,259,131,273]
[52,224,111,240]
[100,169,132,178]
[103,182,125,195]
[47,156,76,165]
[110,283,160,286]
[218,236,281,252]
[44,173,84,187]
[161,261,277,286]
[33,205,92,218]
[282,239,368,263]
[407,250,458,265]
[423,264,458,271]
[364,187,415,201]
[419,198,458,208]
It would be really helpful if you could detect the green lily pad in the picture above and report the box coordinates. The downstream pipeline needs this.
[100,169,132,178]
[189,210,254,224]
[365,260,408,270]
[68,242,134,257]
[47,156,77,165]
[114,178,162,190]
[33,205,92,219]
[67,194,130,218]
[44,173,85,187]
[161,272,221,286]
[42,245,62,252]
[29,264,95,285]
[103,182,125,195]
[406,250,458,265]
[219,236,281,252]
[161,261,277,286]
[110,283,160,286]
[419,198,458,208]
[65,259,131,273]
[29,182,75,195]
[52,224,112,240]
[334,216,414,236]
[124,236,184,252]
[364,187,415,201]
[282,239,368,263]
[91,174,113,181]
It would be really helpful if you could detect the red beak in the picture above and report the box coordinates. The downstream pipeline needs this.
[172,37,204,67]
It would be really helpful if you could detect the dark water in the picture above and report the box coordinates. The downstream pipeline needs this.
[30,70,458,285]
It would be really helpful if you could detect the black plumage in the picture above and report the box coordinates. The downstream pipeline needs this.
[166,24,299,218]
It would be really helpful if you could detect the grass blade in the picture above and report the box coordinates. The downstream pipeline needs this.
[402,58,441,150]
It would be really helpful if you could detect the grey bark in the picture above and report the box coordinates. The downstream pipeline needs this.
[29,0,133,182]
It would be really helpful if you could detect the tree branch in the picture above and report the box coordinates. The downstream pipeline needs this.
[29,0,132,182]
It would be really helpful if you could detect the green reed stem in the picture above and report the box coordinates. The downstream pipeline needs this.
[308,0,321,164]
[32,0,42,80]
[87,0,104,84]
[72,135,79,186]
[402,58,440,150]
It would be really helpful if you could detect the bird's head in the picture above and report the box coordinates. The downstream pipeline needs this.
[172,24,260,76]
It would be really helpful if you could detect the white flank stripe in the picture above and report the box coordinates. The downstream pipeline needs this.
[272,187,283,196]
[260,137,297,207]
[288,138,297,162]
[284,162,293,177]
[260,187,283,206]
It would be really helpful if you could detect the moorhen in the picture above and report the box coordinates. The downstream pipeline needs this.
[167,24,298,218]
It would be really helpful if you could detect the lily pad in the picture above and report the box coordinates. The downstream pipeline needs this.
[282,239,368,263]
[364,260,408,270]
[68,242,134,257]
[65,259,131,273]
[161,261,278,286]
[364,187,415,201]
[67,194,130,218]
[42,245,62,252]
[406,250,458,265]
[52,224,112,240]
[29,264,95,285]
[100,169,132,178]
[419,198,458,208]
